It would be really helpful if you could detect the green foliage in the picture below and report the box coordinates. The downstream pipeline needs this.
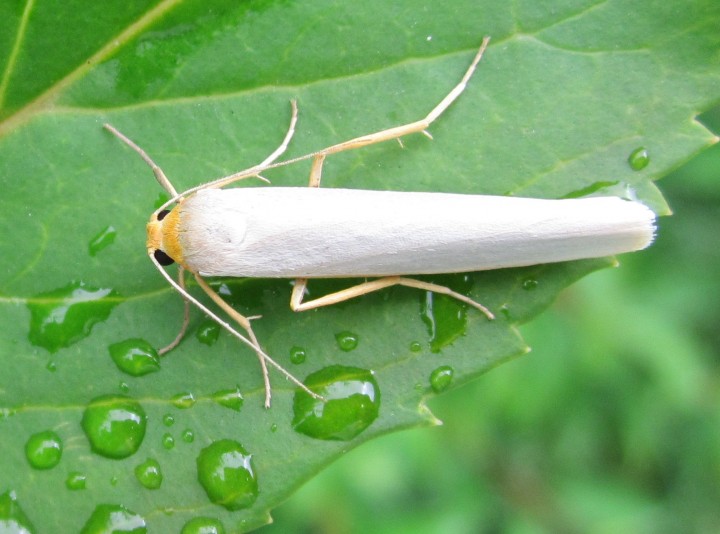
[0,1,718,532]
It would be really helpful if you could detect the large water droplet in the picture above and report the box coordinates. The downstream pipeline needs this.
[162,433,175,450]
[27,281,120,353]
[181,517,225,534]
[293,365,380,441]
[0,491,36,533]
[65,472,87,491]
[80,504,146,533]
[134,458,163,490]
[196,440,258,510]
[628,146,650,171]
[88,225,117,256]
[25,430,62,470]
[81,395,147,459]
[196,319,221,346]
[335,331,359,352]
[429,365,454,393]
[211,387,244,412]
[108,339,160,377]
[420,274,470,352]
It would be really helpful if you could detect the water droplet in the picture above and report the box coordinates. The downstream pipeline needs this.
[110,476,119,486]
[210,387,244,412]
[81,395,147,459]
[66,472,87,491]
[162,414,175,427]
[499,304,512,321]
[88,225,117,256]
[27,281,120,353]
[172,392,196,409]
[293,365,380,441]
[181,429,195,443]
[196,319,221,346]
[522,278,539,291]
[409,341,422,353]
[108,339,160,377]
[628,147,650,171]
[181,517,225,534]
[430,365,454,393]
[134,458,163,490]
[270,423,278,433]
[561,180,619,198]
[46,360,57,372]
[119,382,130,393]
[420,274,470,352]
[162,433,175,450]
[0,491,35,533]
[196,440,258,510]
[289,345,307,364]
[335,331,359,352]
[25,430,63,470]
[80,504,146,533]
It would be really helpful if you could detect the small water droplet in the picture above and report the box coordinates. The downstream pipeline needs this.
[270,423,278,433]
[162,414,175,427]
[162,433,175,450]
[196,319,221,346]
[181,517,225,534]
[335,331,359,352]
[420,274,470,352]
[628,147,650,171]
[0,491,35,533]
[289,345,307,364]
[110,476,119,486]
[293,365,380,441]
[409,341,422,353]
[27,281,120,353]
[80,504,146,534]
[181,429,195,443]
[134,458,163,490]
[499,304,512,321]
[46,360,57,372]
[522,278,539,291]
[66,472,87,491]
[119,382,130,393]
[172,392,196,409]
[81,395,147,459]
[25,430,63,470]
[210,387,244,412]
[88,225,117,256]
[197,440,258,510]
[109,339,160,377]
[430,365,454,393]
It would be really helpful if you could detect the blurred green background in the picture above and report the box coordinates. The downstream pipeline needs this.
[262,109,720,533]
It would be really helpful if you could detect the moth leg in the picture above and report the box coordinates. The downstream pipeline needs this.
[193,274,324,408]
[312,37,490,160]
[158,266,191,356]
[290,276,494,320]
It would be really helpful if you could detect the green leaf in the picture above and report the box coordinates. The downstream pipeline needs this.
[0,1,717,532]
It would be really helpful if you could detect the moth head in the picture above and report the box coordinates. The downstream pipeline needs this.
[147,208,182,266]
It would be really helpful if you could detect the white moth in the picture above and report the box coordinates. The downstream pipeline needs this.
[105,37,656,406]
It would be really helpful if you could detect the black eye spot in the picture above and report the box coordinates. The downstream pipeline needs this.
[154,249,175,266]
[157,209,171,221]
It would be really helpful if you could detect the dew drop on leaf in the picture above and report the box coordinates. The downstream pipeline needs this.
[81,395,147,459]
[292,365,380,441]
[134,458,163,490]
[196,440,258,511]
[108,338,160,377]
[429,365,454,393]
[79,504,146,534]
[27,281,119,353]
[25,430,62,470]
[181,516,225,534]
